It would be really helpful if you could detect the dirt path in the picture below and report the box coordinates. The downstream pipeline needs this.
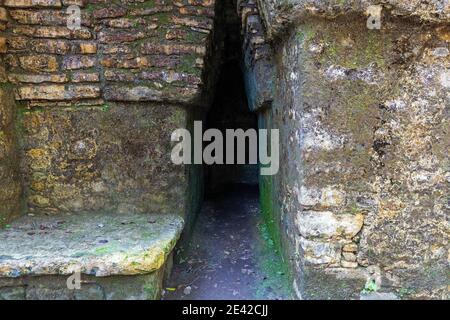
[163,184,293,300]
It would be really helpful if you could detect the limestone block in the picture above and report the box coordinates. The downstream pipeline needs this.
[12,25,92,39]
[0,8,8,21]
[297,186,346,208]
[9,9,69,25]
[360,292,399,300]
[296,211,364,240]
[0,286,26,300]
[62,55,97,70]
[8,73,68,84]
[0,213,184,277]
[16,84,100,100]
[297,237,341,265]
[0,269,166,300]
[4,0,62,8]
[19,55,58,72]
[103,85,162,102]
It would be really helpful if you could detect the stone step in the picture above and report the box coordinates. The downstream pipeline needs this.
[0,213,184,300]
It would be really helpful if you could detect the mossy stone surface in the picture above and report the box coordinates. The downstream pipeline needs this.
[0,212,183,278]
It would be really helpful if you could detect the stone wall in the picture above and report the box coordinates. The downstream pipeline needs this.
[239,0,286,262]
[0,86,22,227]
[0,5,21,226]
[0,0,219,219]
[0,271,165,300]
[0,87,21,227]
[258,0,450,39]
[243,0,449,299]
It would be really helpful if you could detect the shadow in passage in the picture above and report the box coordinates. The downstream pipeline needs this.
[203,60,259,196]
[163,183,292,300]
[163,0,291,300]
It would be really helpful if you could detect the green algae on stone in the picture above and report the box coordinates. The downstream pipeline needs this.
[254,218,294,300]
[0,212,184,277]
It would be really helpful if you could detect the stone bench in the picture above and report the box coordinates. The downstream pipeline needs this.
[0,213,183,300]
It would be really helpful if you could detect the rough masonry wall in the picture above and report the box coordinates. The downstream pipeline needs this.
[239,0,286,259]
[1,0,217,217]
[0,271,165,300]
[0,6,21,226]
[251,1,449,299]
[0,82,21,226]
[258,0,450,39]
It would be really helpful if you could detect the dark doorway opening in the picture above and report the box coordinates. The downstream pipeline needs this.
[204,60,259,197]
[203,0,259,197]
[163,0,292,300]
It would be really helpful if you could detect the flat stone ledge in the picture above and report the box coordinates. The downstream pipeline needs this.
[0,213,184,278]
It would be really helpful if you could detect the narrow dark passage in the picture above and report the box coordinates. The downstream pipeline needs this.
[163,184,292,300]
[163,0,291,300]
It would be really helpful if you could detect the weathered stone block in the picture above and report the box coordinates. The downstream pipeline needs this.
[16,84,100,100]
[0,38,6,53]
[73,284,105,300]
[0,8,8,22]
[8,73,68,84]
[103,85,162,102]
[31,39,70,54]
[360,292,399,300]
[0,271,166,300]
[297,267,368,300]
[295,211,364,240]
[9,9,67,25]
[4,0,62,8]
[141,43,206,56]
[62,55,97,70]
[13,25,92,39]
[93,6,128,19]
[71,72,100,83]
[0,286,26,300]
[298,186,346,208]
[297,237,342,265]
[0,213,183,300]
[19,55,58,72]
[98,30,146,43]
[77,42,97,54]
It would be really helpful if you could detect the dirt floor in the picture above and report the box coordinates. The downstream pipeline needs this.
[163,184,293,300]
